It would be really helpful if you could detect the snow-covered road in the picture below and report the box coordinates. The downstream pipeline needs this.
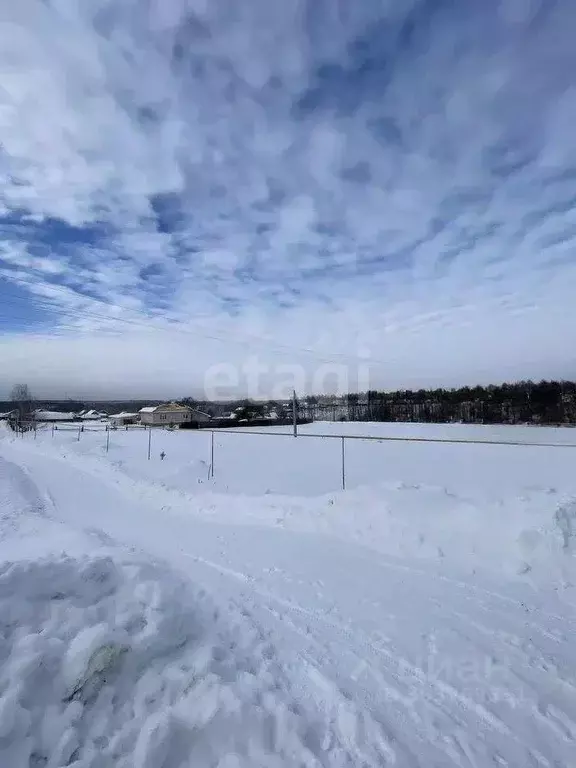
[2,428,576,767]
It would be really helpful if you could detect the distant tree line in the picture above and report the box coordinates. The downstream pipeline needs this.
[185,382,576,426]
[328,380,576,425]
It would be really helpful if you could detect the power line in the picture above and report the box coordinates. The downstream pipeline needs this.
[0,277,386,369]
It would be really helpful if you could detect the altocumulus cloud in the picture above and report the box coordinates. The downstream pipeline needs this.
[1,0,576,398]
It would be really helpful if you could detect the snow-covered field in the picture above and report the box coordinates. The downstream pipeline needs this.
[1,421,576,767]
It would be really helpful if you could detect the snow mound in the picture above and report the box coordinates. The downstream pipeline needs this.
[0,554,387,768]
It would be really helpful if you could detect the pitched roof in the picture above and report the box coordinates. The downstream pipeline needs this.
[139,403,194,413]
[80,409,105,418]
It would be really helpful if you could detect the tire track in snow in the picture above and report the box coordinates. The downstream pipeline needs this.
[180,553,553,768]
[202,554,573,768]
[180,555,403,766]
[442,605,576,757]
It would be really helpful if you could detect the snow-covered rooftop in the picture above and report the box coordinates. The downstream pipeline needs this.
[80,409,105,419]
[34,410,77,421]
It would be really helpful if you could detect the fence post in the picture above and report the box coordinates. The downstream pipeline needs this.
[210,431,215,478]
[77,425,81,441]
[341,436,346,491]
[51,423,55,438]
[106,427,110,454]
[293,390,298,437]
[147,427,152,460]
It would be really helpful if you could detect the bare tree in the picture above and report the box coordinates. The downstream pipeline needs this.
[10,383,33,422]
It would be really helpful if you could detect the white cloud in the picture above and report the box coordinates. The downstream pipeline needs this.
[1,0,576,398]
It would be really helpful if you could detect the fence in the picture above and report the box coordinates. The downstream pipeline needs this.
[213,427,576,490]
[24,421,576,492]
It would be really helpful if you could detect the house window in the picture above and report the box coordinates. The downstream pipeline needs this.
[160,414,167,421]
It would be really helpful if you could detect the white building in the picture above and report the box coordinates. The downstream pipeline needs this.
[109,412,139,427]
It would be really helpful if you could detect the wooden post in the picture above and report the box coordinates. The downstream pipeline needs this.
[51,423,55,438]
[210,431,215,478]
[293,390,298,437]
[77,425,81,441]
[106,427,110,454]
[341,436,346,491]
[147,427,152,460]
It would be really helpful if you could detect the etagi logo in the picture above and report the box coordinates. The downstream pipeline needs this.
[203,351,372,401]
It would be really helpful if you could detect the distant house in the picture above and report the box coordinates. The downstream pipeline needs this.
[34,410,78,422]
[0,410,17,421]
[79,409,107,421]
[109,412,139,427]
[139,403,211,427]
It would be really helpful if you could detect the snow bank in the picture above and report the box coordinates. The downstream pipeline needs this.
[0,554,390,768]
[317,482,576,584]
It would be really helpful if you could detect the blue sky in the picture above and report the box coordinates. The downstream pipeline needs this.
[1,0,576,399]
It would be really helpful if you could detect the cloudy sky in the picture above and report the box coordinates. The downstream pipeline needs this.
[1,0,575,400]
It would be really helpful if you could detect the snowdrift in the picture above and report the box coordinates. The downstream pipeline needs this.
[0,554,387,768]
[321,482,576,584]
